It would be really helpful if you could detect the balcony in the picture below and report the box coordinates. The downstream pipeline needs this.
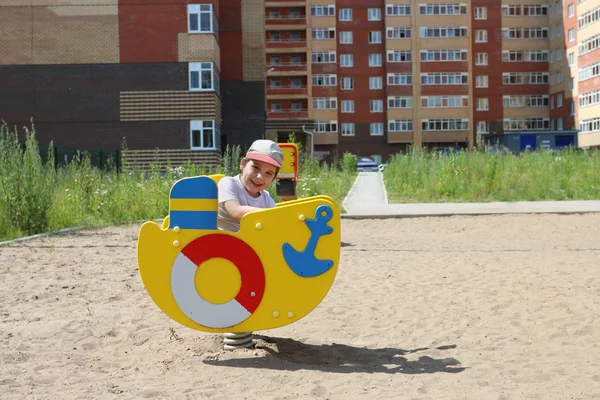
[266,16,307,26]
[266,38,307,52]
[387,131,413,144]
[265,1,306,7]
[267,109,309,119]
[265,62,307,74]
[313,132,339,145]
[266,85,308,97]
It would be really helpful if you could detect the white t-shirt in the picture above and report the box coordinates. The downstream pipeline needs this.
[217,175,276,232]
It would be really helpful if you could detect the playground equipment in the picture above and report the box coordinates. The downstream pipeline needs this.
[136,157,340,347]
[275,143,298,201]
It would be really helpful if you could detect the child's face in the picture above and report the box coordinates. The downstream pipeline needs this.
[239,158,277,195]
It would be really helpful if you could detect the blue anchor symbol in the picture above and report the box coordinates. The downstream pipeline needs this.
[282,205,335,277]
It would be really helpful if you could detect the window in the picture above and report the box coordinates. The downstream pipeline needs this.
[579,61,600,82]
[270,78,281,88]
[341,123,355,136]
[477,98,489,111]
[523,5,549,16]
[312,28,336,40]
[503,95,549,107]
[369,77,383,89]
[476,53,488,65]
[556,48,562,61]
[191,120,219,150]
[476,30,488,43]
[477,121,489,134]
[291,101,302,111]
[421,72,468,85]
[314,121,337,133]
[502,50,549,62]
[503,118,550,131]
[289,9,301,18]
[290,55,302,64]
[579,34,600,56]
[568,4,575,17]
[557,71,562,83]
[420,4,468,15]
[311,5,335,16]
[341,100,354,113]
[571,101,575,116]
[579,89,600,108]
[476,75,488,88]
[340,31,353,44]
[420,49,468,62]
[313,97,337,110]
[369,31,382,43]
[503,72,524,85]
[386,4,411,16]
[339,8,352,21]
[188,4,215,33]
[370,123,384,136]
[387,73,412,85]
[269,32,281,42]
[421,96,469,108]
[387,27,411,39]
[551,96,555,109]
[569,52,575,65]
[387,96,412,108]
[312,74,337,86]
[341,77,354,90]
[422,119,470,131]
[420,26,468,38]
[312,51,336,63]
[268,10,280,19]
[570,77,575,90]
[189,62,217,91]
[578,6,600,29]
[289,32,302,42]
[340,54,353,67]
[557,118,564,131]
[269,55,281,65]
[388,120,413,132]
[580,117,600,134]
[568,28,575,42]
[387,50,412,62]
[369,54,382,67]
[557,94,563,107]
[368,8,381,20]
[370,100,384,112]
[557,23,562,37]
[475,7,487,20]
[271,101,282,112]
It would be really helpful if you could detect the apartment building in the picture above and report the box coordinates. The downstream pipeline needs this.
[264,0,587,161]
[0,0,265,167]
[574,0,600,148]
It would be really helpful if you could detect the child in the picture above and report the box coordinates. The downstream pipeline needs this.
[217,139,283,350]
[217,139,284,232]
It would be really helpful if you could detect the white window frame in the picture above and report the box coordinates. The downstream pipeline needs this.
[477,98,489,111]
[475,30,488,43]
[370,123,384,136]
[313,97,338,110]
[312,51,336,64]
[340,54,354,67]
[369,77,383,90]
[368,8,382,21]
[476,75,488,88]
[387,73,412,86]
[190,120,218,150]
[339,8,352,21]
[476,53,488,66]
[341,77,354,90]
[388,119,413,132]
[312,74,337,87]
[387,50,412,63]
[477,121,489,134]
[369,54,382,67]
[369,31,382,44]
[341,123,355,136]
[189,62,215,91]
[387,96,412,109]
[340,31,353,44]
[370,99,384,113]
[341,100,355,113]
[311,28,336,40]
[311,5,335,17]
[568,28,575,42]
[314,120,338,133]
[188,4,214,34]
[386,4,411,16]
[475,7,487,20]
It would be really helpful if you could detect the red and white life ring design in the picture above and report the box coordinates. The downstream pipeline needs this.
[171,234,265,329]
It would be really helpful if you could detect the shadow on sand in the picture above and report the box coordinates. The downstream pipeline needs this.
[203,335,466,374]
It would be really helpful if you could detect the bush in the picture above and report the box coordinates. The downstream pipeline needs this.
[0,122,56,237]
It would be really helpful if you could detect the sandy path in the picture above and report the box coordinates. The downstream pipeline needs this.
[1,214,599,399]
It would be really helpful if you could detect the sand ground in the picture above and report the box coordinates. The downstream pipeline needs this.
[1,214,599,400]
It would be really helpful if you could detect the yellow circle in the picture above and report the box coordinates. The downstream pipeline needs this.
[194,258,241,305]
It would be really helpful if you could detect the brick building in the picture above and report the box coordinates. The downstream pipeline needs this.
[263,0,596,162]
[0,0,265,167]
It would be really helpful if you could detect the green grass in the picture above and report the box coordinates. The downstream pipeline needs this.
[383,148,600,203]
[0,124,356,242]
